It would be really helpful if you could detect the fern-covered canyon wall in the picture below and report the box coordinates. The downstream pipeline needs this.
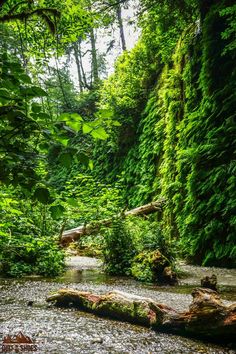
[93,0,236,267]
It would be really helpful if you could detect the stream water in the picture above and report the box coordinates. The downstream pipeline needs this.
[0,256,235,353]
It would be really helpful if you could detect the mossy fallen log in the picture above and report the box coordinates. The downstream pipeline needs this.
[47,288,236,342]
[60,198,165,246]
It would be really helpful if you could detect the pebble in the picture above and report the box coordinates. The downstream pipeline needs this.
[91,337,103,344]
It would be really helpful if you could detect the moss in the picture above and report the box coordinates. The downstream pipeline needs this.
[93,1,236,267]
[175,1,236,267]
[131,250,170,283]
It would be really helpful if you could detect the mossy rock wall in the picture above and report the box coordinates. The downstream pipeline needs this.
[93,1,236,267]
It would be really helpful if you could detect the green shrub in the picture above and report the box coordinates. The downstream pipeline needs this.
[102,217,135,275]
[76,234,104,257]
[131,250,171,283]
[0,234,65,277]
[102,216,176,281]
[126,217,176,262]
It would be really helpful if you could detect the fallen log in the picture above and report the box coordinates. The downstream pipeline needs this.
[46,287,236,342]
[61,198,165,246]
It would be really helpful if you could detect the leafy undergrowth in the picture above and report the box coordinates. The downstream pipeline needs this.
[100,216,177,283]
[0,234,65,277]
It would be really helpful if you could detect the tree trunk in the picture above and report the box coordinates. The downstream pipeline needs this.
[47,287,236,342]
[73,42,83,92]
[60,198,165,246]
[55,58,70,110]
[90,27,99,86]
[116,3,126,51]
[78,39,90,90]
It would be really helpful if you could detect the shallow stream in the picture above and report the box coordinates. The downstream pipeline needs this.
[0,256,235,353]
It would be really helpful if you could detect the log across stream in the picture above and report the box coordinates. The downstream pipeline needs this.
[47,287,236,342]
[60,199,165,245]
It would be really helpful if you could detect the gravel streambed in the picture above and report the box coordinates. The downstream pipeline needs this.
[0,256,235,353]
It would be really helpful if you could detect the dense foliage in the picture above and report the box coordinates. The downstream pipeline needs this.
[102,216,175,281]
[93,0,236,267]
[0,0,235,277]
[0,187,65,277]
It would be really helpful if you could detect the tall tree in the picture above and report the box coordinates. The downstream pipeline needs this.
[73,41,84,92]
[90,26,99,86]
[116,2,126,51]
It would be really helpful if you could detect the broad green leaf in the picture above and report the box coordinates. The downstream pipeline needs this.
[97,108,113,119]
[82,123,93,134]
[60,112,83,121]
[38,112,51,119]
[34,187,51,204]
[39,143,49,152]
[67,121,81,131]
[67,198,78,207]
[31,104,41,113]
[20,74,32,84]
[49,205,65,219]
[91,127,109,140]
[57,137,69,146]
[21,86,47,98]
[70,113,83,120]
[112,120,121,126]
[59,152,72,168]
[0,97,9,104]
[77,152,89,165]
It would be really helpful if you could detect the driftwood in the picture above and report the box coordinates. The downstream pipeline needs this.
[61,198,165,246]
[47,287,236,342]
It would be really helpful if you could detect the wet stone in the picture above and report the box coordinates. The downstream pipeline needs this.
[91,337,103,344]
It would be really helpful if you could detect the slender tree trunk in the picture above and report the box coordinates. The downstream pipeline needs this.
[78,39,89,89]
[90,27,99,86]
[16,23,28,69]
[73,42,83,92]
[55,58,70,109]
[116,3,126,51]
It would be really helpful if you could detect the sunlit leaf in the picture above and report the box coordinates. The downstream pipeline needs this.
[91,127,109,140]
[82,123,93,134]
[67,121,81,131]
[97,108,113,119]
[67,198,78,207]
[112,120,121,126]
